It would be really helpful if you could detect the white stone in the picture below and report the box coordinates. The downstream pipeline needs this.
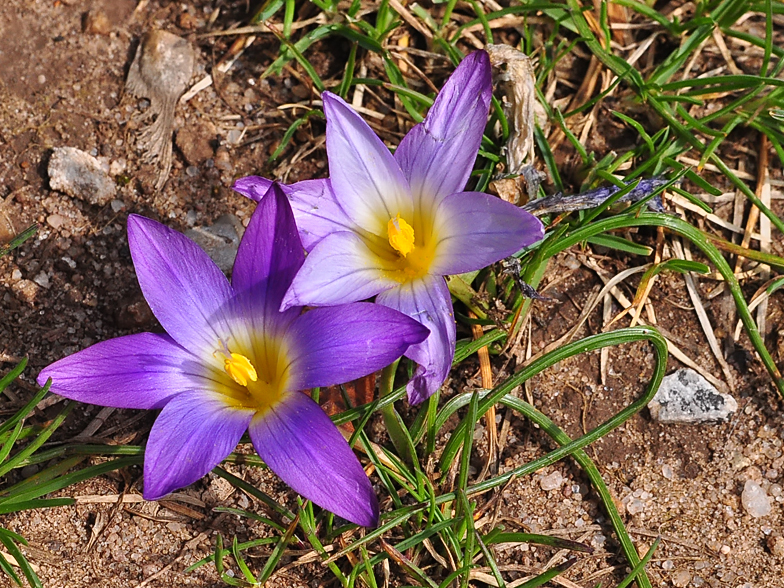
[33,271,50,289]
[626,498,645,515]
[741,480,771,517]
[539,471,563,491]
[48,146,116,206]
[648,369,737,423]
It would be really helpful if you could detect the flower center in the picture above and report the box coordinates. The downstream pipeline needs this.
[214,339,289,413]
[223,353,258,387]
[387,214,415,258]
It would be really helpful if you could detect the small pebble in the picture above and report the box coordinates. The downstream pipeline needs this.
[731,451,752,470]
[214,147,232,172]
[626,498,645,515]
[176,123,216,166]
[21,464,39,478]
[767,535,784,558]
[47,214,67,229]
[539,471,563,491]
[12,279,39,304]
[185,215,243,274]
[672,569,691,587]
[82,9,112,35]
[109,158,127,175]
[33,271,50,289]
[741,479,772,517]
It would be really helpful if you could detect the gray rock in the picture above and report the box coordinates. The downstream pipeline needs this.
[185,215,244,274]
[49,147,116,206]
[648,368,737,424]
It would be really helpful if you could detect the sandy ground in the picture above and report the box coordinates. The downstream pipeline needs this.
[1,1,783,587]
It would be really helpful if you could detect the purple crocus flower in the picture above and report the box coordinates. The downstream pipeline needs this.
[233,51,544,404]
[37,185,428,527]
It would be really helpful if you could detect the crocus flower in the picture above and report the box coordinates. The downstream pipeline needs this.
[37,185,428,527]
[233,51,544,404]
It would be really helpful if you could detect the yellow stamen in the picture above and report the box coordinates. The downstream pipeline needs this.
[387,214,415,257]
[223,353,258,387]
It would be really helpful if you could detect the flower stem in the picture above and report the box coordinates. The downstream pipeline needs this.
[378,360,418,468]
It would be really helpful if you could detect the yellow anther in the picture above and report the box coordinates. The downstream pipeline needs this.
[387,214,415,257]
[223,353,258,387]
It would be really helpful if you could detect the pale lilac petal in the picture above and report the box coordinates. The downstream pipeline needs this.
[249,392,378,526]
[323,92,413,234]
[376,276,455,404]
[37,333,205,409]
[286,302,429,389]
[143,391,254,500]
[233,177,354,252]
[429,191,545,275]
[232,183,304,330]
[395,51,492,211]
[127,215,235,357]
[232,175,274,202]
[281,232,398,309]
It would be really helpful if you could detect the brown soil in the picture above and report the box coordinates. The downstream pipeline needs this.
[1,2,783,587]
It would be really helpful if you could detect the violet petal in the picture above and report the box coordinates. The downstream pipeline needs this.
[286,302,429,390]
[37,333,203,409]
[395,51,492,211]
[232,183,304,329]
[281,231,398,310]
[127,214,235,358]
[376,276,456,404]
[249,392,378,526]
[430,191,544,275]
[143,390,254,500]
[323,92,413,235]
[233,177,354,252]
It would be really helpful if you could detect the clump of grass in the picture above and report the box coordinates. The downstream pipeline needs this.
[183,1,783,585]
[1,227,142,587]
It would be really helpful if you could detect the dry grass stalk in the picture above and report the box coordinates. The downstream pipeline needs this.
[756,135,772,335]
[672,239,735,391]
[486,44,538,175]
[470,312,497,480]
[389,0,432,39]
[582,257,728,392]
[629,227,665,328]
